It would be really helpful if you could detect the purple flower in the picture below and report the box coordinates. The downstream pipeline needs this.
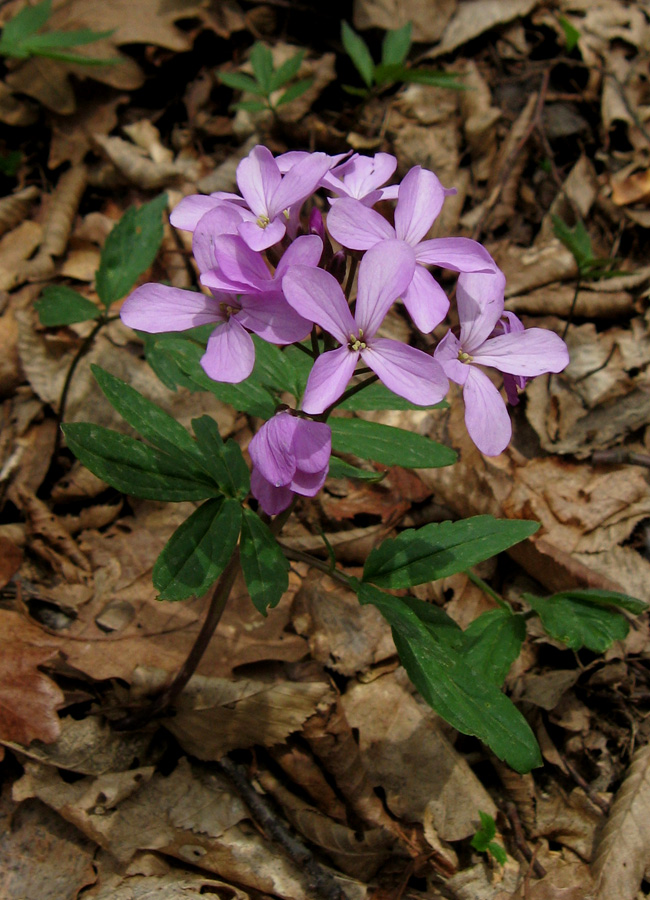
[434,270,570,456]
[320,152,400,206]
[327,166,498,332]
[249,412,331,515]
[283,240,449,414]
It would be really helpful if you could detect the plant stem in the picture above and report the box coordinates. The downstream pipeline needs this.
[321,373,378,419]
[343,255,358,300]
[279,542,351,589]
[465,568,512,612]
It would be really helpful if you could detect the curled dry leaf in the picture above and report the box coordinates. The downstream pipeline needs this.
[0,609,65,746]
[0,186,39,239]
[592,741,650,900]
[426,0,540,58]
[0,221,42,291]
[39,165,88,258]
[93,134,192,190]
[353,0,456,42]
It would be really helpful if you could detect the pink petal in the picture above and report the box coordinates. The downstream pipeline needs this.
[292,419,331,474]
[462,367,512,456]
[415,237,497,272]
[251,468,293,515]
[283,265,356,344]
[401,266,449,333]
[471,329,570,376]
[291,467,328,496]
[200,319,255,383]
[120,283,222,333]
[433,330,470,386]
[237,217,286,251]
[301,346,359,414]
[355,240,416,337]
[269,152,330,217]
[236,145,281,217]
[236,293,311,344]
[327,198,395,250]
[457,270,506,352]
[192,206,245,274]
[275,235,323,279]
[249,413,298,486]
[169,195,222,232]
[213,234,272,290]
[361,339,449,406]
[394,167,445,246]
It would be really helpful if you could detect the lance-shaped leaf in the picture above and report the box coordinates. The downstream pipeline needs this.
[35,286,100,326]
[357,582,541,772]
[329,418,456,468]
[463,609,527,686]
[154,498,241,601]
[240,508,290,616]
[524,591,635,653]
[191,415,250,500]
[95,193,167,307]
[62,424,219,502]
[363,515,539,589]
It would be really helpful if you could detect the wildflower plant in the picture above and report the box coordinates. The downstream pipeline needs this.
[62,144,648,771]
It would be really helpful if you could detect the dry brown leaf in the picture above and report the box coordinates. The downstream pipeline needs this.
[592,742,650,900]
[0,305,23,396]
[92,134,186,189]
[0,536,22,590]
[0,609,65,746]
[427,0,541,58]
[534,786,603,861]
[0,186,39,238]
[353,0,456,42]
[0,220,42,291]
[341,670,496,841]
[506,285,634,318]
[49,92,127,169]
[270,743,348,822]
[39,164,87,258]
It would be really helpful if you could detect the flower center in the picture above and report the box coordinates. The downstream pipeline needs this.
[219,301,239,320]
[458,350,473,364]
[256,214,270,229]
[348,329,367,352]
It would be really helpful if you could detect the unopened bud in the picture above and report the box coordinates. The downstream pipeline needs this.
[327,250,347,284]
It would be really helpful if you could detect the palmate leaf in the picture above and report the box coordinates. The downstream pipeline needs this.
[153,498,241,601]
[275,79,313,107]
[269,50,305,92]
[381,23,412,67]
[249,42,274,93]
[363,515,539,589]
[356,582,541,772]
[218,70,267,95]
[329,418,456,468]
[341,20,375,88]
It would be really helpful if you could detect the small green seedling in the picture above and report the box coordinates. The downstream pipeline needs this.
[471,811,507,866]
[0,0,117,66]
[341,20,463,97]
[558,15,580,53]
[0,150,22,176]
[552,214,623,280]
[218,42,313,114]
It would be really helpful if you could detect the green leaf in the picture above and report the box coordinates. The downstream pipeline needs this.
[275,78,313,107]
[363,515,539,589]
[327,457,386,482]
[141,331,198,392]
[153,498,241,600]
[35,286,100,326]
[551,215,594,274]
[341,21,375,88]
[218,70,267,95]
[357,583,542,772]
[487,842,508,866]
[550,588,648,616]
[0,0,52,58]
[191,415,250,500]
[0,151,22,176]
[472,810,496,849]
[251,336,302,395]
[381,23,412,67]
[19,27,113,49]
[95,193,167,307]
[463,609,527,686]
[21,47,117,65]
[559,15,580,52]
[373,62,407,87]
[342,84,371,97]
[90,365,210,481]
[249,42,274,93]
[233,100,270,113]
[62,423,219,502]
[329,418,456,468]
[269,50,305,91]
[149,334,277,418]
[400,68,466,89]
[240,508,290,616]
[523,592,630,653]
[339,381,448,411]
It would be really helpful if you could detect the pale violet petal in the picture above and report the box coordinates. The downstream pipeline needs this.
[433,330,470,386]
[291,466,328,496]
[169,195,221,232]
[120,283,222,333]
[355,241,416,337]
[200,319,255,384]
[327,198,395,250]
[249,412,298,486]
[457,270,506,352]
[462,367,512,456]
[394,167,445,246]
[415,237,498,272]
[192,206,245,273]
[237,216,286,251]
[236,293,311,344]
[236,145,281,217]
[275,235,323,279]
[301,347,359,414]
[251,468,293,515]
[361,339,448,406]
[292,419,331,474]
[269,152,330,218]
[470,329,570,376]
[283,265,355,344]
[401,266,449,334]
[212,234,271,291]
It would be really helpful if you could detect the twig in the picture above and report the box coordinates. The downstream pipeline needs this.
[591,449,650,469]
[560,755,611,814]
[219,756,349,900]
[503,800,546,878]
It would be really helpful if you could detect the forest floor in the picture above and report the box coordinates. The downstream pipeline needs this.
[1,0,650,898]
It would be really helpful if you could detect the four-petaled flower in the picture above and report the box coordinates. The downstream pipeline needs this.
[283,240,449,414]
[249,411,332,515]
[434,270,569,455]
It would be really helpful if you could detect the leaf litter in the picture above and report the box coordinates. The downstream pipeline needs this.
[2,0,650,897]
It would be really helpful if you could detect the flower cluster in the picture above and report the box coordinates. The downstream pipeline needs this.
[121,145,569,513]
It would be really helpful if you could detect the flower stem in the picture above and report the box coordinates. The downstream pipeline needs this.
[465,568,512,612]
[344,255,358,300]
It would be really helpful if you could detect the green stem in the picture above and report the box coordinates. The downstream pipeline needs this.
[344,255,358,301]
[320,374,378,420]
[465,569,512,612]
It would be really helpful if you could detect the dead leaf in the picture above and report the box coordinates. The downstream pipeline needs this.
[0,221,42,291]
[0,186,39,238]
[353,0,456,42]
[427,0,541,58]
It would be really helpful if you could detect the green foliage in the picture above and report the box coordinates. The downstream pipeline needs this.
[524,588,647,653]
[35,286,101,326]
[0,0,117,65]
[471,811,508,865]
[363,516,539,589]
[551,215,621,280]
[219,42,313,113]
[153,498,241,600]
[95,193,167,307]
[341,20,464,96]
[240,509,290,616]
[558,15,580,52]
[0,150,22,176]
[329,418,456,468]
[191,415,250,500]
[463,609,527,686]
[356,582,542,772]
